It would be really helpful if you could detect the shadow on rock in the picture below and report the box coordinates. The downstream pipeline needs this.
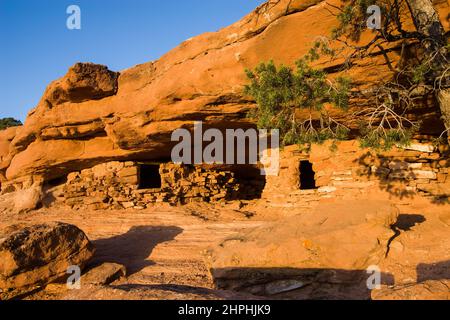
[417,260,450,283]
[92,226,183,275]
[386,214,426,257]
[113,283,215,295]
[211,267,395,300]
[392,214,426,231]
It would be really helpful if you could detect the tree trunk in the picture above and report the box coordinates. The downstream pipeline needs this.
[405,0,446,48]
[437,89,450,139]
[406,0,449,137]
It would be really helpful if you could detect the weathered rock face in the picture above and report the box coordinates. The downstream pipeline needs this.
[206,200,399,299]
[0,126,20,183]
[0,222,95,299]
[44,63,119,107]
[2,0,448,186]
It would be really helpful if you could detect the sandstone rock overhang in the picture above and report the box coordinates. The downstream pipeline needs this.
[1,0,449,185]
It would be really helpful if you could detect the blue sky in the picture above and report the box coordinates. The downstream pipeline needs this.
[0,0,265,122]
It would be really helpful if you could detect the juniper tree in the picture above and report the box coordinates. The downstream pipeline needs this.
[245,0,448,150]
[330,0,449,145]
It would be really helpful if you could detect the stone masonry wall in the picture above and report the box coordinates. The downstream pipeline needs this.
[261,140,450,211]
[58,140,449,211]
[63,162,243,210]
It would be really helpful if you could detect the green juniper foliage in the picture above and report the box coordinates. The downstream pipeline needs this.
[246,0,448,150]
[0,118,22,131]
[331,0,380,41]
[359,123,416,151]
[244,52,351,147]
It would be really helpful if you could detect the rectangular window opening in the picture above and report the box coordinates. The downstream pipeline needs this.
[138,164,162,189]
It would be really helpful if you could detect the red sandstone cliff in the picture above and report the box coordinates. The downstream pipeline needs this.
[1,0,449,185]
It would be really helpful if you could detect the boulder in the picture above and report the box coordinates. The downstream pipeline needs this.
[0,222,95,299]
[206,200,399,299]
[13,184,43,213]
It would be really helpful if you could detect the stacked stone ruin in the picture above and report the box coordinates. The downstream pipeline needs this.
[3,139,446,211]
[63,162,248,210]
[261,141,450,211]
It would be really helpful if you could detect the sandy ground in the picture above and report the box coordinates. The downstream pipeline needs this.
[0,202,267,299]
[1,196,449,300]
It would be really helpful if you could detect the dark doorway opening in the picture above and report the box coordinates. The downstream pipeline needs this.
[300,161,317,190]
[46,176,68,187]
[138,164,162,189]
[233,166,266,200]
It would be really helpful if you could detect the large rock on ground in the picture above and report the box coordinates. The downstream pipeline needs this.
[0,222,95,299]
[206,200,399,299]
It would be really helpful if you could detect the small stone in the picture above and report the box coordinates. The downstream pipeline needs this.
[403,143,435,153]
[412,170,437,180]
[318,186,337,193]
[265,280,305,295]
[13,185,43,213]
[67,172,79,182]
[437,173,447,183]
[82,263,126,285]
[117,166,138,178]
[120,201,135,209]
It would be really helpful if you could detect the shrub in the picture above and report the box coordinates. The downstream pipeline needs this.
[0,117,22,130]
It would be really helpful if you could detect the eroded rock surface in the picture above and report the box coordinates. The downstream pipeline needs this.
[0,222,95,299]
[0,200,447,300]
[44,62,119,106]
[206,200,399,299]
[13,184,43,213]
[2,0,448,184]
